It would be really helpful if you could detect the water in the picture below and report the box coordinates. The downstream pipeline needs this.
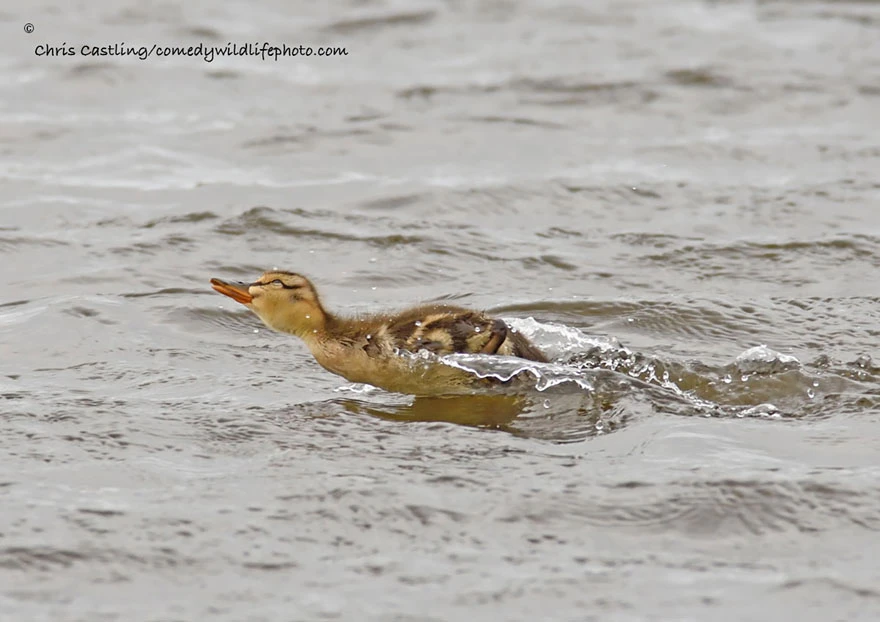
[3,0,880,620]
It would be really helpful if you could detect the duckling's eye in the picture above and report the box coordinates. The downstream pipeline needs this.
[269,279,285,287]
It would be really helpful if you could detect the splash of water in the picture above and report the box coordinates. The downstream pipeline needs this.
[331,317,866,428]
[439,353,593,392]
[733,345,800,374]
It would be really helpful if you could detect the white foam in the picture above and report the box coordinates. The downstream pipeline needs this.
[735,345,800,365]
[439,353,594,392]
[504,317,623,360]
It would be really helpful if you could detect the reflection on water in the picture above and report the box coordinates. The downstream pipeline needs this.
[338,394,529,428]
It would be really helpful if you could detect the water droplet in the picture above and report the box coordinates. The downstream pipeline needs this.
[812,380,819,387]
[722,374,732,384]
[305,314,311,319]
[312,329,318,334]
[741,374,750,382]
[543,399,550,409]
[366,334,372,340]
[474,327,481,333]
[369,257,377,263]
[253,329,259,333]
[627,317,634,323]
[414,321,422,327]
[371,287,377,291]
[807,388,815,399]
[857,354,872,369]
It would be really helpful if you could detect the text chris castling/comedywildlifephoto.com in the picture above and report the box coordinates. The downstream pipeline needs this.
[32,41,349,62]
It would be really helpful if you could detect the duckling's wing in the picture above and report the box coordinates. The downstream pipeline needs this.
[473,318,507,354]
[385,311,508,356]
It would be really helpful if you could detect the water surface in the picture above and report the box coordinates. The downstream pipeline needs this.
[2,0,880,620]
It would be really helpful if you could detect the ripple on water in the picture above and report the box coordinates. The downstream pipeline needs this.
[214,206,424,248]
[178,305,263,336]
[641,235,880,286]
[500,477,880,535]
[321,9,437,35]
[0,545,193,572]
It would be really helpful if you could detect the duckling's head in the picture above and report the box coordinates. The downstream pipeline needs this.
[210,271,326,338]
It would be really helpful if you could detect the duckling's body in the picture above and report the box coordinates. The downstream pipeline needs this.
[210,271,547,396]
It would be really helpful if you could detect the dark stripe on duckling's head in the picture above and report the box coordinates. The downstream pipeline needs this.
[255,271,312,290]
[252,278,303,290]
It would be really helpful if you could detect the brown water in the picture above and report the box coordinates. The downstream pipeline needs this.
[3,1,880,620]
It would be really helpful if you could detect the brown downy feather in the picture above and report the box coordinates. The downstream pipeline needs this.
[344,305,547,361]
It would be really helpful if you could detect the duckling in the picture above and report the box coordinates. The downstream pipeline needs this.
[210,271,548,396]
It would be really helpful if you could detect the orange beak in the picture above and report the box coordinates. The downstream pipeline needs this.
[210,278,253,305]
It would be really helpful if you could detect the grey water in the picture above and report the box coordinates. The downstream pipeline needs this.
[2,1,880,620]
